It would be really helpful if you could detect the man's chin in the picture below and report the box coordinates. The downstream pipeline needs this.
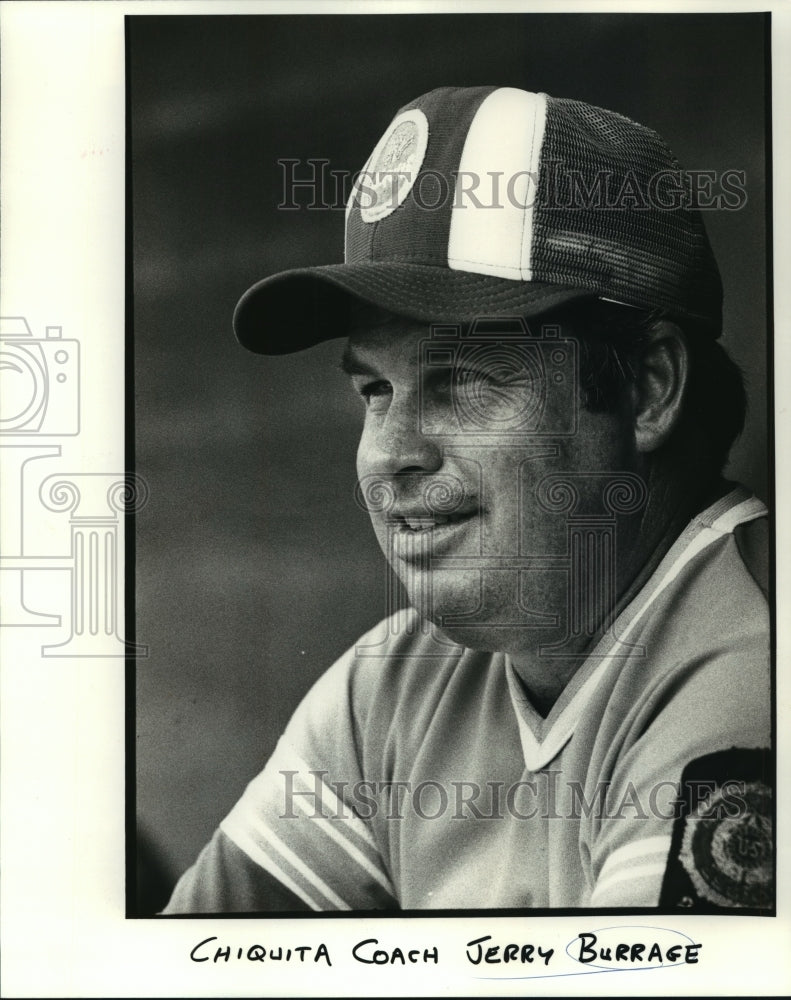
[397,569,480,626]
[400,568,561,652]
[421,615,550,656]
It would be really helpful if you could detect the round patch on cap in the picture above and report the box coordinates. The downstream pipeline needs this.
[679,781,772,908]
[358,109,429,224]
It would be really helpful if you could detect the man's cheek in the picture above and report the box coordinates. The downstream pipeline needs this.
[367,516,388,558]
[519,569,570,623]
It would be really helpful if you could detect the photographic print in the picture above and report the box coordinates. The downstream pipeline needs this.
[2,3,789,997]
[131,11,772,918]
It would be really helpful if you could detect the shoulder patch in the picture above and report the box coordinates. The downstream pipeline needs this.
[659,747,773,911]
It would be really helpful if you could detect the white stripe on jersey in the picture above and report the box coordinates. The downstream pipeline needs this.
[506,661,613,770]
[596,834,673,884]
[220,812,349,910]
[711,494,766,533]
[590,861,669,906]
[290,791,396,895]
[288,755,380,851]
[448,88,547,279]
[590,836,672,905]
[221,741,396,910]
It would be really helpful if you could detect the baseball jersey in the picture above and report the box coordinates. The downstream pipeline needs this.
[164,486,771,913]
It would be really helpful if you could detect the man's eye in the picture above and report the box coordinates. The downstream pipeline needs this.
[426,367,537,401]
[455,367,534,386]
[359,380,392,405]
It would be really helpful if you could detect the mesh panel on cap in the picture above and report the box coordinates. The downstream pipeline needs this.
[531,97,722,331]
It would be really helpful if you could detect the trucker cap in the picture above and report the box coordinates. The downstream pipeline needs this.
[234,86,723,354]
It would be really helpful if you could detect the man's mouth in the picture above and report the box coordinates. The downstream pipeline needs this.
[384,507,480,557]
[391,511,476,533]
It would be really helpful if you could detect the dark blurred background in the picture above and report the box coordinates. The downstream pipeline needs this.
[130,12,770,914]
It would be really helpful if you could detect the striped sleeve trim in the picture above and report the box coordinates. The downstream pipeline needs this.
[285,756,380,854]
[289,790,395,894]
[219,741,398,911]
[220,813,342,911]
[590,835,672,906]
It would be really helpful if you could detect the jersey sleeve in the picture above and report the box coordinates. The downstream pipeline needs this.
[162,828,312,913]
[587,650,772,910]
[162,632,399,913]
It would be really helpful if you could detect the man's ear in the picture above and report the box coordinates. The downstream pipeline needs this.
[631,320,690,454]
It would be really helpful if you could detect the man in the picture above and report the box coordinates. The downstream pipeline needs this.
[164,86,771,912]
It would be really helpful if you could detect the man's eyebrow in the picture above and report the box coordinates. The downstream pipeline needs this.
[339,344,378,377]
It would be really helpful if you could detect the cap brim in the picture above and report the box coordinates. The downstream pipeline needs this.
[233,263,597,355]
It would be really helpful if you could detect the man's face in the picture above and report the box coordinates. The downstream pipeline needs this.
[345,310,643,657]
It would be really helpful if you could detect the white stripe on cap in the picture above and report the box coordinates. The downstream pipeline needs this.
[448,88,547,280]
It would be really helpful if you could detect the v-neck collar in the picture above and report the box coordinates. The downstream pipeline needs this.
[504,486,766,772]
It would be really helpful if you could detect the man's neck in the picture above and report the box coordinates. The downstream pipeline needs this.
[507,473,728,717]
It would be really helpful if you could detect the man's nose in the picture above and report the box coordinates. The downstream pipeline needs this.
[360,393,443,475]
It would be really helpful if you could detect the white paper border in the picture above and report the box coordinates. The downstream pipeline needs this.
[1,1,789,996]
